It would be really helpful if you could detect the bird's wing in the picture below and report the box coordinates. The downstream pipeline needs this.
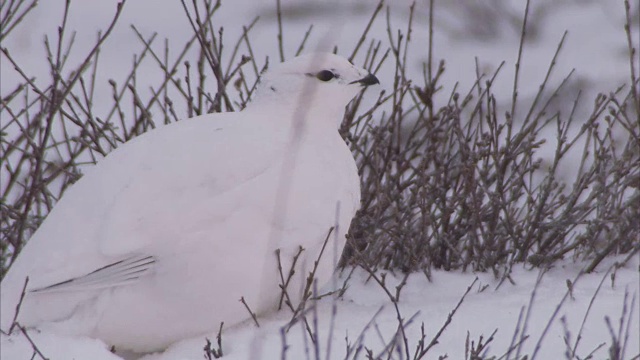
[30,255,156,293]
[1,110,286,294]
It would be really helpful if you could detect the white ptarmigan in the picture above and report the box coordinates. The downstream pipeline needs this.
[0,53,379,353]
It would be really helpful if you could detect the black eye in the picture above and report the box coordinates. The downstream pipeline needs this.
[316,70,335,82]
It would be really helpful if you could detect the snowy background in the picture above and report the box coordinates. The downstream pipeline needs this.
[3,0,635,113]
[1,0,638,359]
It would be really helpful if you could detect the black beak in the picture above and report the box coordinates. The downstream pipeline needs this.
[351,73,380,86]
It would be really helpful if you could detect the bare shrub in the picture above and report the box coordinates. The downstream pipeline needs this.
[341,0,640,278]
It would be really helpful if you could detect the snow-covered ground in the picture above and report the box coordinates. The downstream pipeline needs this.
[1,0,638,359]
[2,256,638,359]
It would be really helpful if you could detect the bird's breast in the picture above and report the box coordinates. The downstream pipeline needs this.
[273,134,360,231]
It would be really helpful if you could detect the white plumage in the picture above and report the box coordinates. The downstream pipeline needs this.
[0,53,378,352]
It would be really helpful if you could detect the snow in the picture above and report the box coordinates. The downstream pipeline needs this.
[2,0,638,359]
[2,0,633,114]
[2,257,638,359]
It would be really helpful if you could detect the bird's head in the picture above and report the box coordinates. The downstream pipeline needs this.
[249,53,379,129]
